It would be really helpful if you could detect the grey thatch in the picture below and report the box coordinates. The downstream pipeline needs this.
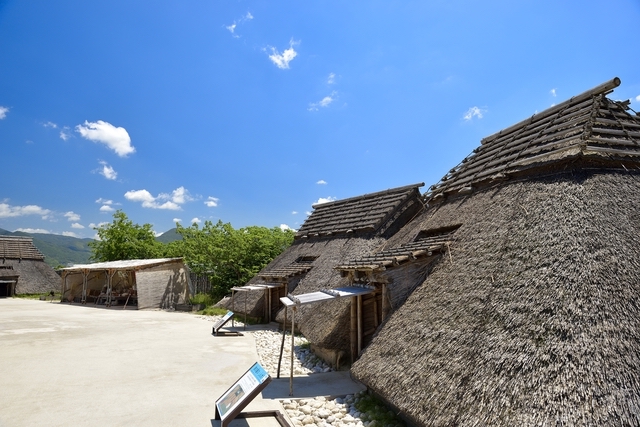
[350,78,640,426]
[60,258,191,309]
[0,236,59,296]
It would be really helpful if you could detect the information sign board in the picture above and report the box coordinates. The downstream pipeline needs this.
[212,311,236,335]
[215,362,271,423]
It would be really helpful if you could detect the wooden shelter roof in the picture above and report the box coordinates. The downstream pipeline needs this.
[426,77,640,200]
[0,236,45,261]
[335,229,456,273]
[61,257,184,273]
[295,183,424,239]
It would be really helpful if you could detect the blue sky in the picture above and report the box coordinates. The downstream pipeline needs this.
[1,1,639,238]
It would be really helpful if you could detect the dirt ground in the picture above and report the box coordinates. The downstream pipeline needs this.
[0,298,279,427]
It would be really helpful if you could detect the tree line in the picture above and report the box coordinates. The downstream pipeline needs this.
[89,210,295,301]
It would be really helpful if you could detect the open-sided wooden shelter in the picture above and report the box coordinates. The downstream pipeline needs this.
[350,77,640,426]
[60,258,191,310]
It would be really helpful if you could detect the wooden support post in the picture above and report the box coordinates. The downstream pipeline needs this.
[381,283,387,322]
[277,306,287,379]
[357,295,363,357]
[290,306,296,396]
[373,291,379,328]
[350,296,357,364]
[81,270,88,304]
[231,289,235,328]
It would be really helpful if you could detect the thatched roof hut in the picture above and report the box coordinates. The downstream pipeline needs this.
[221,183,424,361]
[0,236,59,296]
[350,78,640,425]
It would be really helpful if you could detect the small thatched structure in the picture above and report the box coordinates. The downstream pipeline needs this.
[0,236,59,296]
[60,258,191,310]
[221,183,424,362]
[351,77,640,425]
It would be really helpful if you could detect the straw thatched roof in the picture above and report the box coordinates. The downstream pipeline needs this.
[296,183,425,239]
[426,77,639,201]
[0,236,59,294]
[220,184,425,350]
[351,79,640,426]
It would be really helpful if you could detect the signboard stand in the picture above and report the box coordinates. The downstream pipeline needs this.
[212,311,241,336]
[214,362,289,427]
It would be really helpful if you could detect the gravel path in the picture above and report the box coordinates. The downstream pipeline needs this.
[199,314,404,427]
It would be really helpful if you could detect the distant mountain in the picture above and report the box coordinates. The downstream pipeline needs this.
[0,228,93,268]
[156,228,182,243]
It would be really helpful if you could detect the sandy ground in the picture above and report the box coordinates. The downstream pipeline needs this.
[0,298,282,427]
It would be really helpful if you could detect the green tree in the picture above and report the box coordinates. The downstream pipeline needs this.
[170,220,294,300]
[89,210,163,262]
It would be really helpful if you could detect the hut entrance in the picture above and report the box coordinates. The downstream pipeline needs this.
[360,287,384,348]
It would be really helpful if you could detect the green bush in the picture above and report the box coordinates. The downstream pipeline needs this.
[189,293,214,307]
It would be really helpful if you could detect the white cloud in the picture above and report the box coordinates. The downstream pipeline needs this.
[205,196,219,207]
[0,106,9,119]
[124,187,192,210]
[550,88,557,97]
[305,211,312,216]
[191,217,202,224]
[96,198,116,212]
[98,161,117,180]
[292,211,298,215]
[266,39,299,69]
[64,211,80,222]
[635,95,640,102]
[173,218,182,223]
[76,120,135,157]
[226,22,238,35]
[313,196,336,205]
[43,121,57,128]
[60,127,71,141]
[226,11,253,37]
[316,180,327,185]
[15,228,50,234]
[308,92,337,111]
[71,223,84,229]
[0,203,51,219]
[62,231,78,237]
[463,106,487,121]
[327,73,336,85]
[167,186,194,204]
[280,224,294,231]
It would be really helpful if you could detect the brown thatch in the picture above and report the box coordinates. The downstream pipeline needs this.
[0,236,59,295]
[219,183,425,356]
[351,79,640,426]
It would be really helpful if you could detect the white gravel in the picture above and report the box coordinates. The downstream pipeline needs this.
[199,314,404,427]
